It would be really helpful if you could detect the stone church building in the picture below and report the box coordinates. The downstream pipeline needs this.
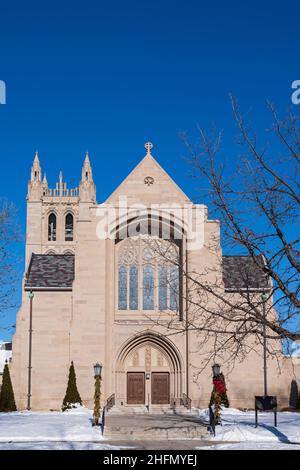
[10,143,299,411]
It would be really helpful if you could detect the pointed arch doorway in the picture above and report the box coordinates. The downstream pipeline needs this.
[115,332,183,407]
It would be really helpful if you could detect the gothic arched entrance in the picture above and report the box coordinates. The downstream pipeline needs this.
[115,332,183,407]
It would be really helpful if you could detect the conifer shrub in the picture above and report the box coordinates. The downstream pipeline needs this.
[62,361,82,411]
[0,361,17,412]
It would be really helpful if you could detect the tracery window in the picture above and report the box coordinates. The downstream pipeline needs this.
[118,266,127,310]
[129,266,138,310]
[117,236,180,312]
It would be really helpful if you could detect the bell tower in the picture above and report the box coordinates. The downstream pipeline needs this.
[25,151,97,264]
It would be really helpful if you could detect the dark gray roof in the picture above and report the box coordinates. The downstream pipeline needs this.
[24,253,267,292]
[222,255,269,291]
[0,342,12,351]
[25,254,75,290]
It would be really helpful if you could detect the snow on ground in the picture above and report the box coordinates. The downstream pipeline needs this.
[202,442,300,450]
[1,406,300,450]
[0,348,12,373]
[198,407,300,450]
[0,407,106,444]
[0,442,127,450]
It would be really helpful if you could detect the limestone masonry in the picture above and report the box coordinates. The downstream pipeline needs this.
[10,143,299,411]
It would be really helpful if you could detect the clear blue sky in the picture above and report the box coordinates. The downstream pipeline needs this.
[0,0,299,339]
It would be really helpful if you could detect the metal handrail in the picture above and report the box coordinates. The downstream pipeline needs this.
[208,405,216,437]
[180,393,192,410]
[100,394,115,436]
[106,393,115,411]
[100,406,106,436]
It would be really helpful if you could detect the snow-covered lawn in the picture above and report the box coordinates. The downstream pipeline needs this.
[199,407,300,450]
[0,407,127,449]
[0,441,125,450]
[1,406,300,450]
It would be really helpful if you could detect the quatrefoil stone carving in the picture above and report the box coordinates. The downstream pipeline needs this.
[144,176,154,187]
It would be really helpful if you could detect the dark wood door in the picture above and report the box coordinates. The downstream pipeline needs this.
[151,372,170,404]
[127,372,145,404]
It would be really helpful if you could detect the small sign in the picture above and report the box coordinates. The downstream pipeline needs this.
[255,395,277,427]
[255,395,277,411]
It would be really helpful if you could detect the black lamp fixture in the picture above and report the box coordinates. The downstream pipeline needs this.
[28,290,34,301]
[93,362,103,379]
[212,363,221,377]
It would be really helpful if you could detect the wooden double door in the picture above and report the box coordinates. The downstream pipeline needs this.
[127,372,170,405]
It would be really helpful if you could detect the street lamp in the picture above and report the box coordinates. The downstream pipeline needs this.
[261,292,268,397]
[212,363,221,378]
[27,290,34,410]
[94,362,102,379]
[93,363,103,426]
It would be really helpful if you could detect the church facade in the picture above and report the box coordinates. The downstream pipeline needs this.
[10,143,299,411]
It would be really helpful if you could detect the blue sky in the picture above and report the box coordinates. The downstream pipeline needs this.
[0,0,299,339]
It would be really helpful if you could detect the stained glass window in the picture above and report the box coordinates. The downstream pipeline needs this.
[117,236,180,313]
[129,265,138,310]
[118,265,127,310]
[158,266,168,310]
[143,265,154,310]
[170,265,179,311]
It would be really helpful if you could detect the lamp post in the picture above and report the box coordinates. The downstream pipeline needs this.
[254,293,278,427]
[93,362,103,426]
[27,290,34,410]
[261,292,268,397]
[211,363,222,425]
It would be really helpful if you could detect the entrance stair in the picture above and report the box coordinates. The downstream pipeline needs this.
[104,408,208,440]
[107,404,189,415]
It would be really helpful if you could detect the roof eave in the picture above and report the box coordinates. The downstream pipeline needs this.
[225,287,271,293]
[24,286,73,291]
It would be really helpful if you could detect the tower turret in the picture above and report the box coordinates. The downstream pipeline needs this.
[28,151,43,201]
[31,151,42,182]
[79,151,96,202]
[42,173,48,196]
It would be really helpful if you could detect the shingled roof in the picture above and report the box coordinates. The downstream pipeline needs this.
[25,254,75,290]
[24,253,268,292]
[222,255,269,291]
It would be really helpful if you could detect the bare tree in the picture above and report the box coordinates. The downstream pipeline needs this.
[0,199,22,337]
[144,97,300,369]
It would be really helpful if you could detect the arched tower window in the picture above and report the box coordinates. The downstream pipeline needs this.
[116,236,180,313]
[48,213,56,241]
[65,213,74,241]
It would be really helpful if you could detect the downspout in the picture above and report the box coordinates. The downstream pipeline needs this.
[185,242,190,407]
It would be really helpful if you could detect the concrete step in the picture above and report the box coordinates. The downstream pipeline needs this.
[104,413,209,440]
[107,405,190,416]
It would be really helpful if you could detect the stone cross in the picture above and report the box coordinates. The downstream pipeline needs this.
[145,142,153,154]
